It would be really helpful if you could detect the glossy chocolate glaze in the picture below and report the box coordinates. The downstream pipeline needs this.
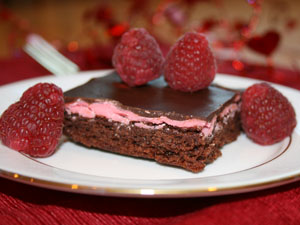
[64,71,240,121]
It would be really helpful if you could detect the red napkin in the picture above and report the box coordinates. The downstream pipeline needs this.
[1,177,300,225]
[1,51,300,225]
[0,51,51,85]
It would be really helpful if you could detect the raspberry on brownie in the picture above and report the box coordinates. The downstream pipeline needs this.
[164,32,216,92]
[112,28,164,87]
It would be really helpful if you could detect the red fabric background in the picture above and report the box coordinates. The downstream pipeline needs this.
[1,51,300,225]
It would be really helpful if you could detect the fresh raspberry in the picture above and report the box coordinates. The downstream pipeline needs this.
[164,32,216,92]
[241,82,296,145]
[0,83,64,157]
[112,28,164,86]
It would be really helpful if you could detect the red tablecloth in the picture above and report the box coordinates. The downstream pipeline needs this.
[1,51,300,225]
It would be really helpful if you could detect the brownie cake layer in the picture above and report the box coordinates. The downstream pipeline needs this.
[64,110,240,172]
[63,72,242,172]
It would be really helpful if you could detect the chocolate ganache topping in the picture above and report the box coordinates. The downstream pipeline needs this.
[64,71,239,121]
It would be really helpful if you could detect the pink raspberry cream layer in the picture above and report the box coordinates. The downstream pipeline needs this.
[65,99,240,137]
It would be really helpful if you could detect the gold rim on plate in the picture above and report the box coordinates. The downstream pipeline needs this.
[1,136,299,198]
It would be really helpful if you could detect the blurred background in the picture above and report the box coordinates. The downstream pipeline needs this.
[0,0,299,85]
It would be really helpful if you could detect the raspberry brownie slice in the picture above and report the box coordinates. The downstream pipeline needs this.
[63,72,241,172]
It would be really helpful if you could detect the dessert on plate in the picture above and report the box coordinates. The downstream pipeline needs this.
[0,28,296,173]
[63,29,243,172]
[63,72,242,172]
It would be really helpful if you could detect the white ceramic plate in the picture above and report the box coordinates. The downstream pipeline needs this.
[0,70,300,198]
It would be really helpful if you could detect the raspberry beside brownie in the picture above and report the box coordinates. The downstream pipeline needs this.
[63,72,241,172]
